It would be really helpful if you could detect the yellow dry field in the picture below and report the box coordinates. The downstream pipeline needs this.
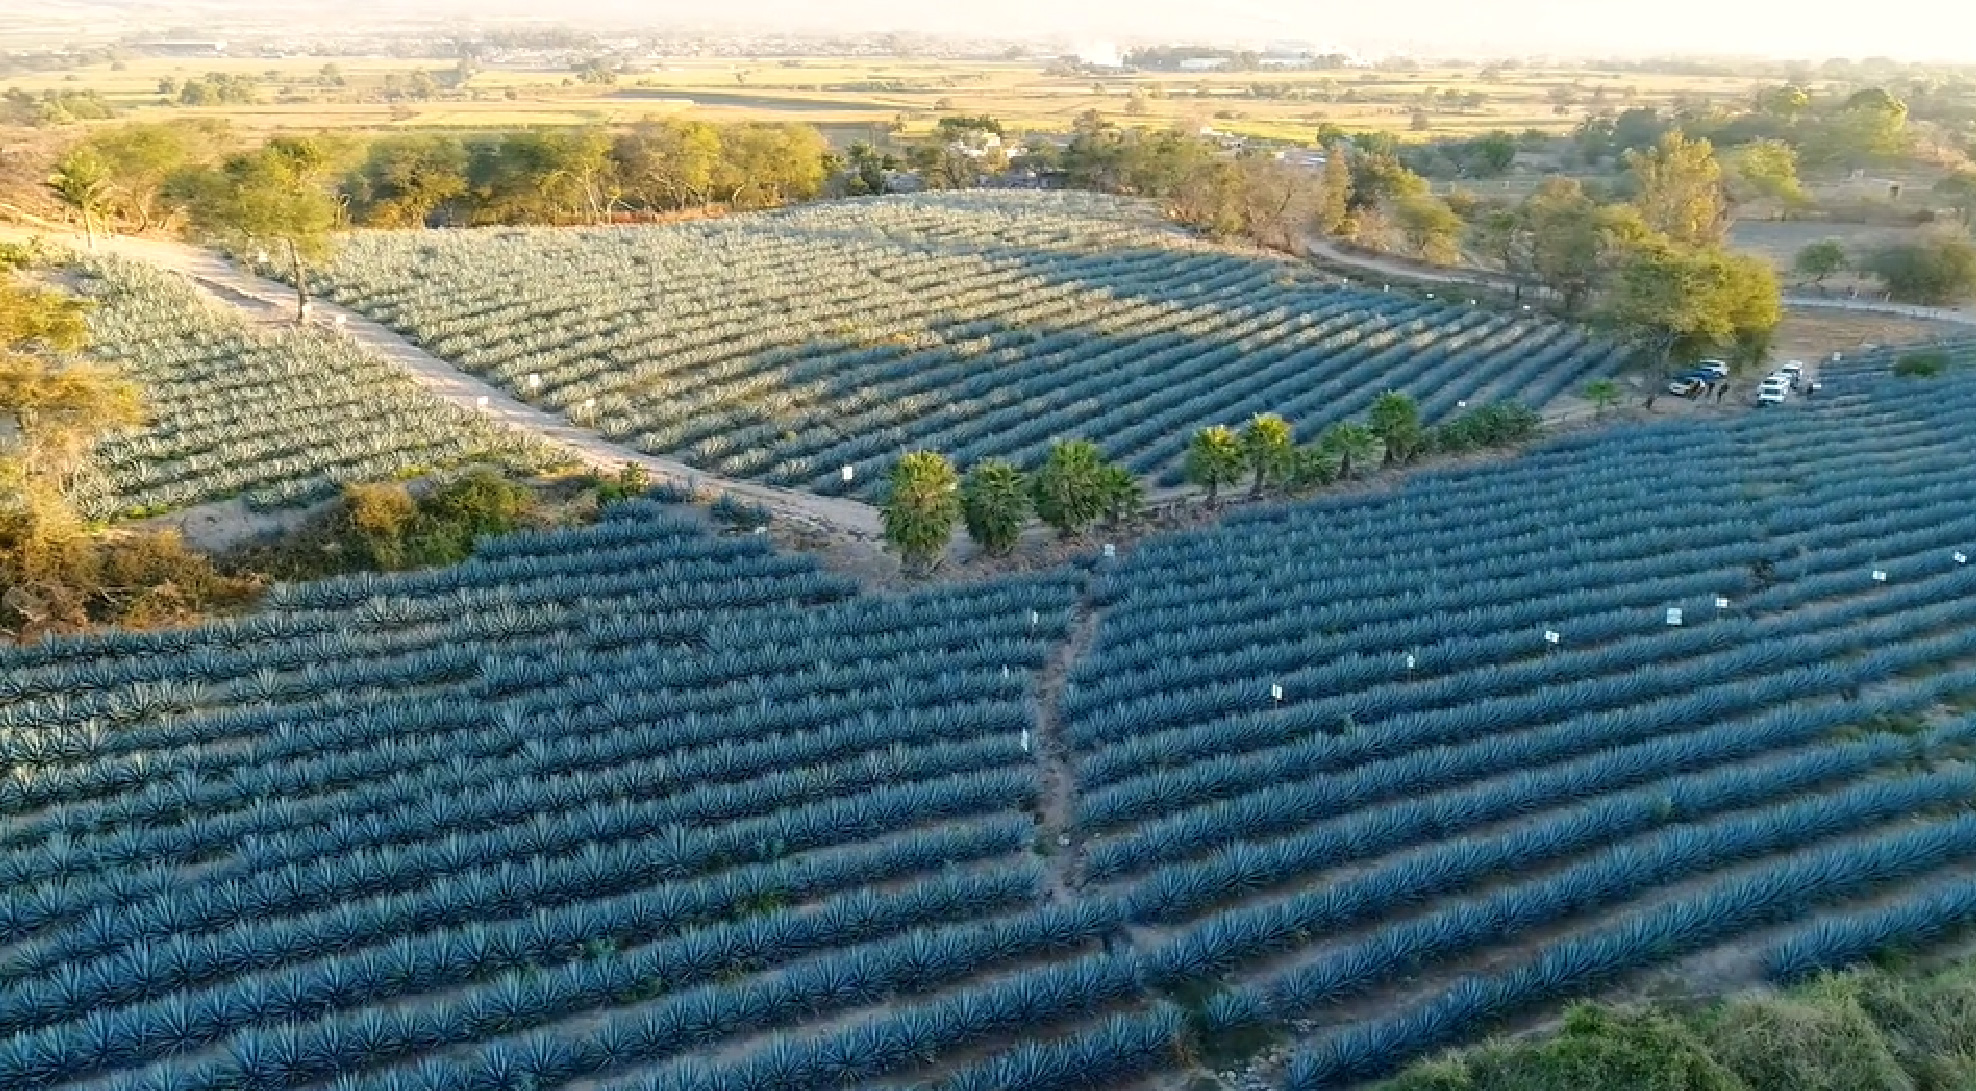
[6,55,1797,143]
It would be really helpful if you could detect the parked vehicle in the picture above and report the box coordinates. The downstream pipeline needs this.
[1696,359,1730,378]
[1668,373,1712,397]
[1757,376,1791,405]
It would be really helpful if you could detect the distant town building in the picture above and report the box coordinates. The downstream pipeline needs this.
[1178,57,1230,71]
[136,40,228,57]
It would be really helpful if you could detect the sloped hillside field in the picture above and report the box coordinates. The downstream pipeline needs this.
[308,192,1625,498]
[71,255,552,519]
[8,366,1976,1091]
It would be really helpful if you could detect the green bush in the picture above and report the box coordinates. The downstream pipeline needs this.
[342,470,536,570]
[1430,403,1543,454]
[1893,352,1948,378]
[595,462,651,506]
[1706,994,1911,1091]
[1453,1005,1744,1091]
[1378,966,1976,1091]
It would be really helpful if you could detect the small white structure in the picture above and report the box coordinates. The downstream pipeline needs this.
[1666,607,1683,626]
[1544,630,1561,645]
[1271,684,1284,701]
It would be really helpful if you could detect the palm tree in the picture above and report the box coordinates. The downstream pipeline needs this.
[48,147,114,251]
[960,459,1030,556]
[1321,421,1380,479]
[1184,425,1246,505]
[1240,413,1295,498]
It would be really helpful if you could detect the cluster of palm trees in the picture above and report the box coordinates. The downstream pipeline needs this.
[880,441,1141,574]
[878,393,1540,574]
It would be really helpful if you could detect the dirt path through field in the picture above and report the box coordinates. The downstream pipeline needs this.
[1032,596,1102,903]
[3,228,884,539]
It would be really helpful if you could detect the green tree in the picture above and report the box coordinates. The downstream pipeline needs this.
[715,123,830,209]
[1728,138,1807,212]
[1393,193,1463,264]
[959,459,1030,556]
[347,134,468,227]
[1861,235,1976,305]
[1522,178,1613,314]
[1793,239,1848,287]
[73,120,229,233]
[880,451,960,574]
[1283,443,1338,495]
[1096,464,1143,527]
[1936,171,1976,226]
[1606,241,1781,405]
[1624,132,1729,248]
[1239,413,1295,498]
[1368,390,1425,465]
[1030,439,1109,537]
[1806,87,1909,168]
[354,134,461,216]
[175,136,348,318]
[613,118,725,210]
[1345,151,1428,212]
[1319,420,1380,479]
[47,146,114,251]
[1470,205,1538,303]
[1184,424,1246,504]
[467,129,616,224]
[1316,149,1351,234]
[1581,377,1622,419]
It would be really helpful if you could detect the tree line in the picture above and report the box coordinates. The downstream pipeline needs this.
[878,394,1540,574]
[1795,232,1976,306]
[43,117,835,316]
[49,116,834,234]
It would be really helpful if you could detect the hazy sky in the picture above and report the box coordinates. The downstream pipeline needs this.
[561,0,1976,62]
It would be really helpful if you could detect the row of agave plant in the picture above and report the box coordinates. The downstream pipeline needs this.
[1,506,1073,725]
[1067,370,1976,802]
[0,476,1114,1091]
[71,254,551,518]
[1280,807,1976,1089]
[1081,626,1976,886]
[0,867,1065,1090]
[0,816,1043,1091]
[1203,748,1976,1033]
[1075,568,1976,833]
[302,190,1617,499]
[1763,874,1976,984]
[1122,683,1976,927]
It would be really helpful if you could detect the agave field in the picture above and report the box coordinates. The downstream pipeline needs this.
[1058,359,1976,1088]
[11,323,1976,1089]
[305,191,1625,498]
[71,255,553,519]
